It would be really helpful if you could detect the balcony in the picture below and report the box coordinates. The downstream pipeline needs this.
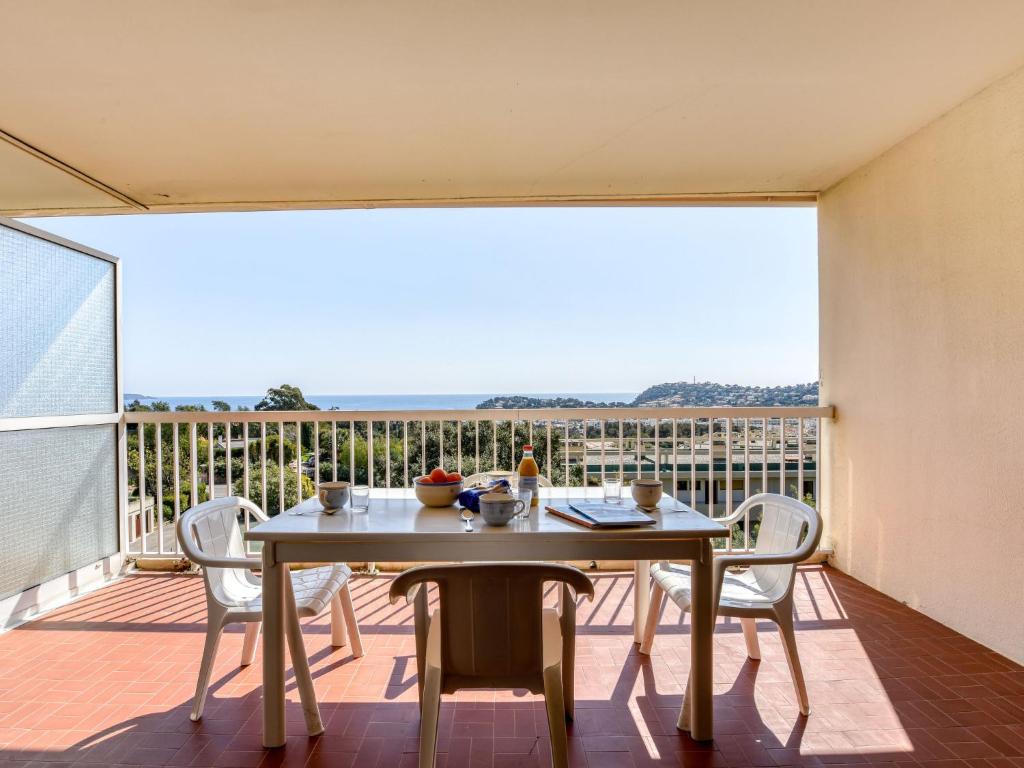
[2,563,1020,766]
[2,4,1024,765]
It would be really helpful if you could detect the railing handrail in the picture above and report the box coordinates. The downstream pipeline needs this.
[124,404,834,424]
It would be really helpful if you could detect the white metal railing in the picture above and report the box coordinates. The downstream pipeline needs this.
[121,405,832,557]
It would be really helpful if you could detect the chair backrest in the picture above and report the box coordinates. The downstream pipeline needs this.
[390,563,594,693]
[176,496,263,607]
[746,493,822,602]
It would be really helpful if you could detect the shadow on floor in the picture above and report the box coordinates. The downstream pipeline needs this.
[1,566,1021,767]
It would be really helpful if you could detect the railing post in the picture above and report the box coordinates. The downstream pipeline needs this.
[117,414,129,558]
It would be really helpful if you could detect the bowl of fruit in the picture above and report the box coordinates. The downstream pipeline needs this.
[414,467,464,507]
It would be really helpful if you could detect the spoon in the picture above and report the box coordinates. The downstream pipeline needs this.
[460,509,475,532]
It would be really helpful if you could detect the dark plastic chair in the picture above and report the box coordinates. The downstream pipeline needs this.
[390,563,595,768]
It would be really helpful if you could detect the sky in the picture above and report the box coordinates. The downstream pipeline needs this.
[28,207,818,396]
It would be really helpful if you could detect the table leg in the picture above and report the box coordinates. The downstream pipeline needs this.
[680,539,714,740]
[284,576,323,736]
[633,559,651,644]
[262,546,287,748]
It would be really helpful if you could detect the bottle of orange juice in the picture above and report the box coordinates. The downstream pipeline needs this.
[518,445,540,507]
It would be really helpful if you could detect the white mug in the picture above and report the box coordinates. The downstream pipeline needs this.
[318,481,350,512]
[479,492,525,526]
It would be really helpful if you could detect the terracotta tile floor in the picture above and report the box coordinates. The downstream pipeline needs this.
[0,566,1021,767]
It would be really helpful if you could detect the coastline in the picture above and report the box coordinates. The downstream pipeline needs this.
[124,392,638,411]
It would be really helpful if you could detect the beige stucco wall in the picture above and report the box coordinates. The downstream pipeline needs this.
[819,65,1024,663]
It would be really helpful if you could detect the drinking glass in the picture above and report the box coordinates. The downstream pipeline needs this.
[515,489,533,518]
[603,478,622,503]
[350,484,370,512]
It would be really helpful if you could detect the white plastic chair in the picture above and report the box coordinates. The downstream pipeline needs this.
[639,493,822,715]
[176,496,363,721]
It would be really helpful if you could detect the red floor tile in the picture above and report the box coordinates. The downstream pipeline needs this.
[0,566,1021,767]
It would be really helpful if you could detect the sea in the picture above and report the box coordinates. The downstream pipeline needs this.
[124,392,637,411]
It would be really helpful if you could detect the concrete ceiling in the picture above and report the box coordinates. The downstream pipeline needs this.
[3,0,1024,216]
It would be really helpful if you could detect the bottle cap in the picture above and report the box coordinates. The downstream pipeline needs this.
[523,444,534,450]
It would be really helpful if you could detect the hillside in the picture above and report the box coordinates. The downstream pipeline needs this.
[631,381,818,407]
[477,381,818,409]
[475,395,631,409]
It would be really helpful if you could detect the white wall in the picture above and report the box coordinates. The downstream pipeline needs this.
[819,65,1024,663]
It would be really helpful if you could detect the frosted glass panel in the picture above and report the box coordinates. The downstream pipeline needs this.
[0,425,118,600]
[0,224,116,418]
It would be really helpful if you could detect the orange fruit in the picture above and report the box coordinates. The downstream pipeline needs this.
[418,476,433,484]
[446,472,462,482]
[429,467,449,483]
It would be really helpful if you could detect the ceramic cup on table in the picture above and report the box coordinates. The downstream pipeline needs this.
[631,479,663,509]
[479,492,525,526]
[318,481,350,513]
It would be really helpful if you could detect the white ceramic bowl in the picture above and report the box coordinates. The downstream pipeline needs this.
[413,476,464,507]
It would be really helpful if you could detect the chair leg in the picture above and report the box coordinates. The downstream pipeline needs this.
[284,579,324,736]
[330,593,348,647]
[419,665,442,768]
[638,581,665,655]
[679,668,692,732]
[776,612,810,716]
[414,585,429,709]
[338,583,363,657]
[558,586,577,720]
[190,621,225,721]
[240,621,261,666]
[543,663,569,768]
[740,617,760,660]
[419,613,442,768]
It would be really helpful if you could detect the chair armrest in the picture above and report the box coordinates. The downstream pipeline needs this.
[711,543,816,600]
[715,508,746,528]
[231,496,269,523]
[715,493,772,529]
[391,581,423,605]
[390,568,432,605]
[246,503,269,523]
[713,551,802,579]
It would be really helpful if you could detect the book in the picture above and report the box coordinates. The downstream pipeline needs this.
[545,503,657,528]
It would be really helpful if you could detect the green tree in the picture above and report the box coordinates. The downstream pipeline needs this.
[234,463,314,514]
[308,419,570,486]
[212,400,231,412]
[257,385,319,445]
[126,398,169,412]
[255,384,319,412]
[253,433,297,466]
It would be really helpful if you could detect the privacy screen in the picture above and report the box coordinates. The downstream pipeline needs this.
[0,224,116,418]
[0,221,119,601]
[0,425,118,600]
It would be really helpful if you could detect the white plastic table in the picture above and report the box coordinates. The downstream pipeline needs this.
[246,487,727,747]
